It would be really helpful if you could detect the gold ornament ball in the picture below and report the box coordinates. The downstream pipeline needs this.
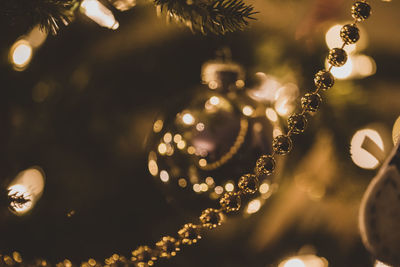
[131,246,157,267]
[272,135,293,155]
[301,93,322,112]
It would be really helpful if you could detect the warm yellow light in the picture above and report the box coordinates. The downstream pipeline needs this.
[148,159,158,176]
[153,119,163,133]
[283,258,306,267]
[7,167,45,215]
[163,132,172,143]
[173,134,182,143]
[200,183,208,192]
[328,57,353,79]
[196,123,205,132]
[325,24,356,54]
[208,81,218,90]
[160,170,169,182]
[178,178,187,188]
[158,143,167,155]
[246,199,261,214]
[236,80,245,88]
[80,0,119,29]
[214,186,224,194]
[353,54,376,77]
[10,39,33,71]
[177,140,186,150]
[193,184,201,193]
[199,158,207,167]
[350,128,384,169]
[210,96,220,105]
[266,108,278,122]
[187,146,196,154]
[242,105,254,116]
[259,183,270,194]
[225,182,234,192]
[273,127,283,137]
[182,113,195,125]
[25,25,48,48]
[205,176,214,185]
[375,260,392,267]
[275,98,291,116]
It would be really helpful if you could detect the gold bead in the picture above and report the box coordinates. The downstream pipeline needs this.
[328,48,347,67]
[255,155,276,176]
[155,236,180,258]
[272,135,293,155]
[340,24,360,45]
[178,223,201,245]
[352,1,371,21]
[314,70,334,90]
[220,192,241,212]
[301,93,322,112]
[238,174,259,194]
[199,208,223,229]
[288,114,307,134]
[131,246,157,267]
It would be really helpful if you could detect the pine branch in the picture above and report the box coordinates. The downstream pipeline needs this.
[155,0,257,35]
[0,0,78,34]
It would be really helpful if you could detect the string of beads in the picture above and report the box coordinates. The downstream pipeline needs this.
[0,1,372,266]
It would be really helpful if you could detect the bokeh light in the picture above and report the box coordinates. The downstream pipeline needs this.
[350,128,384,169]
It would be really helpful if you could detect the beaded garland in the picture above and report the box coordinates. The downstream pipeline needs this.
[0,1,373,266]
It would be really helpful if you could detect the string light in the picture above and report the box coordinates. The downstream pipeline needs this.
[80,0,119,30]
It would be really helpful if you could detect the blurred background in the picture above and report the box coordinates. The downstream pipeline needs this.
[0,0,399,266]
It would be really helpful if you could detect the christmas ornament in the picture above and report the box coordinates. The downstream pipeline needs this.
[359,142,400,266]
[146,58,282,210]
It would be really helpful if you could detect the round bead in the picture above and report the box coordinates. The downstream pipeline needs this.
[352,1,371,21]
[301,93,322,112]
[272,135,293,155]
[328,48,347,67]
[340,24,360,44]
[178,223,201,245]
[199,208,223,229]
[288,114,307,134]
[255,155,276,176]
[314,70,334,90]
[156,236,180,258]
[238,174,259,194]
[131,246,157,266]
[219,192,241,212]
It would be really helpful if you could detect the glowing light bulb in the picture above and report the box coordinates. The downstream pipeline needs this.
[148,160,158,176]
[350,128,384,169]
[375,261,392,267]
[284,258,306,267]
[209,96,220,105]
[266,108,278,122]
[182,113,195,125]
[160,170,169,182]
[246,199,261,214]
[80,0,119,30]
[393,116,400,145]
[9,39,33,71]
[7,167,45,216]
[242,105,254,116]
[225,182,234,192]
